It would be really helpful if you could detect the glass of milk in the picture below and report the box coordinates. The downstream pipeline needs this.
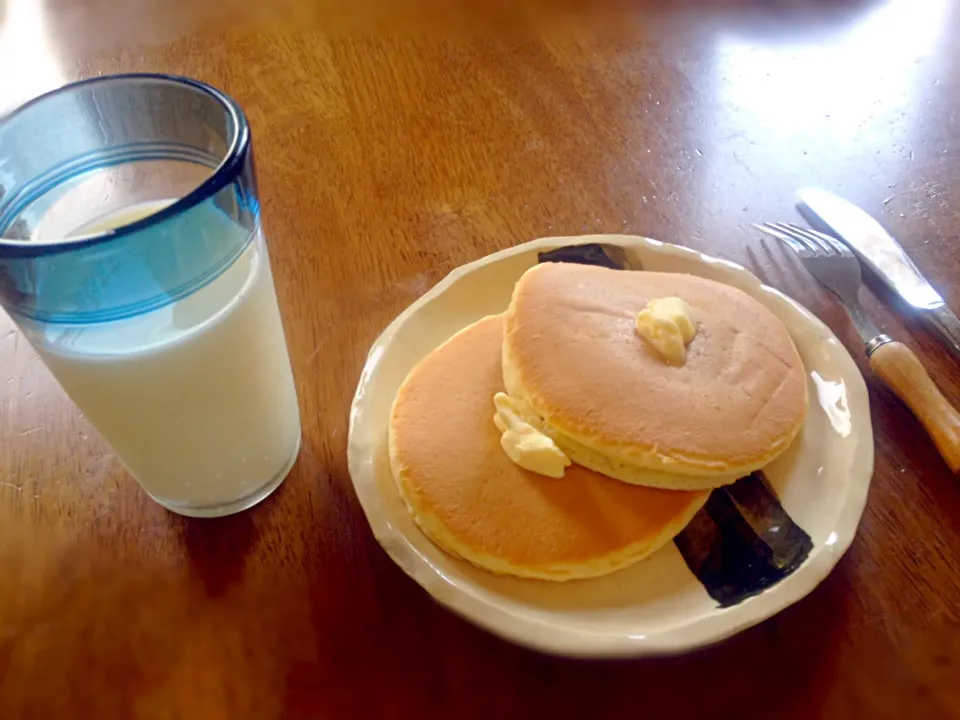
[0,74,301,517]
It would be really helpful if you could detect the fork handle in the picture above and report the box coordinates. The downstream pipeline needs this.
[869,341,960,473]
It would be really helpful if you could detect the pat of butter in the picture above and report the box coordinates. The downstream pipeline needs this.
[493,393,570,478]
[635,297,698,365]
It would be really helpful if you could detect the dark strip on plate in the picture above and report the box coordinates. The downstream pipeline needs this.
[538,243,628,270]
[536,243,813,608]
[674,473,813,607]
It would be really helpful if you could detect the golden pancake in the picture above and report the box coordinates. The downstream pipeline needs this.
[388,315,709,581]
[503,263,808,489]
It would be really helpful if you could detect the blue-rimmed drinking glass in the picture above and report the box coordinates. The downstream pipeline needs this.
[0,74,301,517]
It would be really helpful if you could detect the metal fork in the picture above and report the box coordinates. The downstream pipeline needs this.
[755,221,960,473]
[754,222,891,356]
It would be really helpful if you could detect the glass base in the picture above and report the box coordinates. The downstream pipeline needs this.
[149,433,302,518]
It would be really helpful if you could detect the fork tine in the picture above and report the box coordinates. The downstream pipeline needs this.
[765,222,820,255]
[771,223,830,255]
[753,223,810,256]
[797,225,855,259]
[787,228,841,255]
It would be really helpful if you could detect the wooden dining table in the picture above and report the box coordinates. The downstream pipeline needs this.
[2,0,959,716]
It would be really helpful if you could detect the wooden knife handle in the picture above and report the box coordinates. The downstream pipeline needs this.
[869,341,960,473]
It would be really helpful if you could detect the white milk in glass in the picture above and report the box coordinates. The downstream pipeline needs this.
[32,200,301,513]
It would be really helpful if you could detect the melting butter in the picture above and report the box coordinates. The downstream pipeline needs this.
[635,297,698,365]
[493,393,570,478]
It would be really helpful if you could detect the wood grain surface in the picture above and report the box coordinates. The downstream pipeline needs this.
[2,0,960,717]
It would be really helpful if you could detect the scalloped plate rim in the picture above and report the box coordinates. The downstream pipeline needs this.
[347,234,874,658]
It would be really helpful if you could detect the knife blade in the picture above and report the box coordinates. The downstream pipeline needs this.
[798,187,960,362]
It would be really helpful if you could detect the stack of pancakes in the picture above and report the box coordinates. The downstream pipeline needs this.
[389,261,808,582]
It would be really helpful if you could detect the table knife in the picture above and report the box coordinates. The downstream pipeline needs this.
[798,187,960,363]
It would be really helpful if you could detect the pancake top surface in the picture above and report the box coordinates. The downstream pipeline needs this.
[503,263,808,469]
[390,315,705,569]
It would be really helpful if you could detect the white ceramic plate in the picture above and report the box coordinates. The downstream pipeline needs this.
[348,235,873,658]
